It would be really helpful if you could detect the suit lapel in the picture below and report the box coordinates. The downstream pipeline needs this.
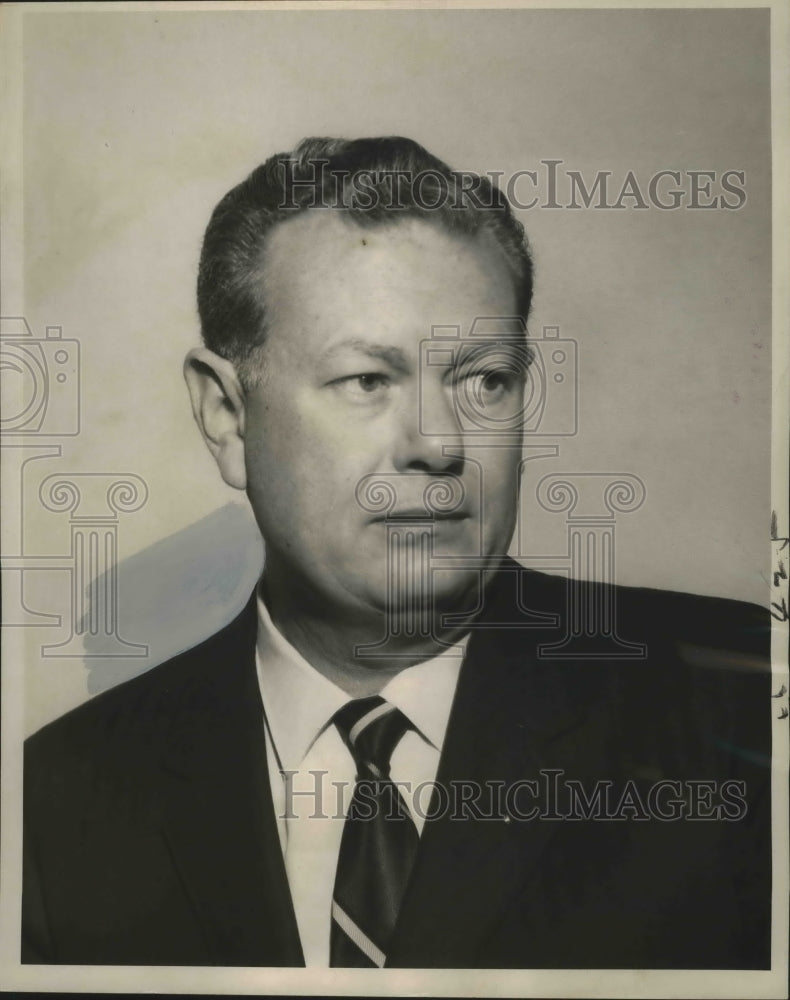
[388,565,612,968]
[160,598,304,966]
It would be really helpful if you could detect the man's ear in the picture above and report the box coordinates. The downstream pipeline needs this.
[183,347,247,490]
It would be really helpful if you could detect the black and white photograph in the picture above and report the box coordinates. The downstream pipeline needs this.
[1,2,788,996]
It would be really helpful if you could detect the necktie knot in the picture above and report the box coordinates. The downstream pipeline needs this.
[333,696,412,781]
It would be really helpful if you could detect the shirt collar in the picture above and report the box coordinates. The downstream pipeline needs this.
[255,591,466,772]
[378,642,465,752]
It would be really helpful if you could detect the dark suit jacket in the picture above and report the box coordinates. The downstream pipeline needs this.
[22,565,772,968]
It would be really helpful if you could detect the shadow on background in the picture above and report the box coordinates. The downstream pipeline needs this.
[81,501,263,694]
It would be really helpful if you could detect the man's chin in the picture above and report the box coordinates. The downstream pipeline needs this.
[354,568,487,623]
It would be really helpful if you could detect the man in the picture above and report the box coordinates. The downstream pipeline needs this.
[23,137,771,969]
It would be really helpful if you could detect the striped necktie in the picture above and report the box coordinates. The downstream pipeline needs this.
[330,696,419,968]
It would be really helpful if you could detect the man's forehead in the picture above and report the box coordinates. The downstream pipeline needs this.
[262,208,508,285]
[258,209,519,332]
[263,207,361,265]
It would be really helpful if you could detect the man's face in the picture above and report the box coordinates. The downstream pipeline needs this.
[243,212,525,618]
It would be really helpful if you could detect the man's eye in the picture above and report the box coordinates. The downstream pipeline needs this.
[461,368,523,401]
[332,373,392,399]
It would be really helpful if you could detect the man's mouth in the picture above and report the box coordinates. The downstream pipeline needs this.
[371,508,470,523]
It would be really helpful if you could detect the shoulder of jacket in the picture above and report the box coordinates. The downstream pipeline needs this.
[25,593,257,764]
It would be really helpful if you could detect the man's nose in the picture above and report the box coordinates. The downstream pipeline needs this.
[391,384,464,474]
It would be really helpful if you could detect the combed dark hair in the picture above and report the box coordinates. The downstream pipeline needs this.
[197,136,534,386]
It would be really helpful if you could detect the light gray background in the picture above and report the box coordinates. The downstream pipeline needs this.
[14,7,771,732]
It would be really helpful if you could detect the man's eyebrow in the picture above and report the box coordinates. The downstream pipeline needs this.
[319,340,410,369]
[456,338,531,363]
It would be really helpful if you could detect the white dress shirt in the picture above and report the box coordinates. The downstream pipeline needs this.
[254,592,466,966]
